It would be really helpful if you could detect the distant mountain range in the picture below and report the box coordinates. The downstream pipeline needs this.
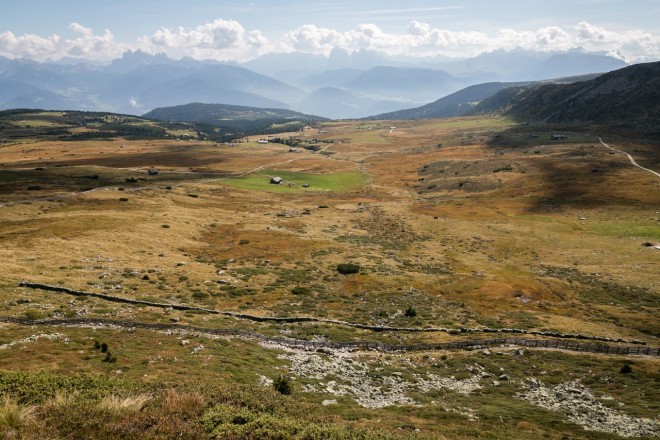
[373,61,659,138]
[369,73,604,120]
[0,48,630,119]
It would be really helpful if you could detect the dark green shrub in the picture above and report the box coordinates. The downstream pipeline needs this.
[192,291,209,300]
[100,343,108,353]
[404,306,417,317]
[23,310,45,320]
[620,363,633,374]
[238,239,250,245]
[273,375,292,395]
[102,351,117,363]
[291,286,310,295]
[337,263,360,275]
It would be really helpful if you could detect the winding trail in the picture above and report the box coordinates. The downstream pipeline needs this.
[599,137,660,179]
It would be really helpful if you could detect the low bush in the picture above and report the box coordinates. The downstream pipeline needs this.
[291,286,310,295]
[192,291,209,300]
[102,351,117,363]
[273,375,292,395]
[404,306,417,317]
[337,263,360,275]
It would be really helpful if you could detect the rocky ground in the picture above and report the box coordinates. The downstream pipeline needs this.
[278,348,483,409]
[267,342,660,437]
[517,378,658,438]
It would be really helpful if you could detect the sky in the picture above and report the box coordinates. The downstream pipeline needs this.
[1,0,659,63]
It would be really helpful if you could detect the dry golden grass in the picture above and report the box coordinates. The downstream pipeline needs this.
[0,115,657,342]
[0,396,36,432]
[97,394,151,414]
[4,112,658,438]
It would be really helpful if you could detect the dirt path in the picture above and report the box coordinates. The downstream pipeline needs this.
[599,137,660,179]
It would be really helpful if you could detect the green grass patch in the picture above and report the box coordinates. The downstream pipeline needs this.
[14,119,67,128]
[270,121,302,129]
[421,116,516,130]
[588,222,660,240]
[349,130,391,145]
[221,170,366,193]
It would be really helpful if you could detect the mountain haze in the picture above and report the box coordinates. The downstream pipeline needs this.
[0,49,631,119]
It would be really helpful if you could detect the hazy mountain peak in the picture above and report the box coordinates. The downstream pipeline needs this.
[327,48,388,70]
[110,50,174,72]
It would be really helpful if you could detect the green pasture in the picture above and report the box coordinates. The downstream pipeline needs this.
[221,169,366,193]
[270,121,302,129]
[588,221,660,241]
[421,116,516,130]
[348,129,392,145]
[13,119,66,128]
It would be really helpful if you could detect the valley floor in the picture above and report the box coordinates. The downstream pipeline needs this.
[0,116,658,439]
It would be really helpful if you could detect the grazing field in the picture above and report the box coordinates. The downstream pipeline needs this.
[0,111,658,439]
[223,170,366,193]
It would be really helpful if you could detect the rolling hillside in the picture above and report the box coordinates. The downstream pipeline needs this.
[143,102,327,132]
[371,82,531,120]
[504,61,660,131]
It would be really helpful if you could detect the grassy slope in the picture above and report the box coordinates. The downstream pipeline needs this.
[0,111,658,439]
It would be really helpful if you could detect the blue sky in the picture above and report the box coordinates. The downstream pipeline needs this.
[1,0,658,62]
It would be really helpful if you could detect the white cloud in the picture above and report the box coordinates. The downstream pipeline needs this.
[67,29,122,59]
[280,21,659,62]
[0,19,657,63]
[144,19,273,61]
[0,25,124,61]
[0,31,61,60]
[282,24,344,53]
[574,21,660,61]
[68,22,93,36]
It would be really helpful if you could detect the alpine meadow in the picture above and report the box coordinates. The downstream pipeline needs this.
[0,1,658,439]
